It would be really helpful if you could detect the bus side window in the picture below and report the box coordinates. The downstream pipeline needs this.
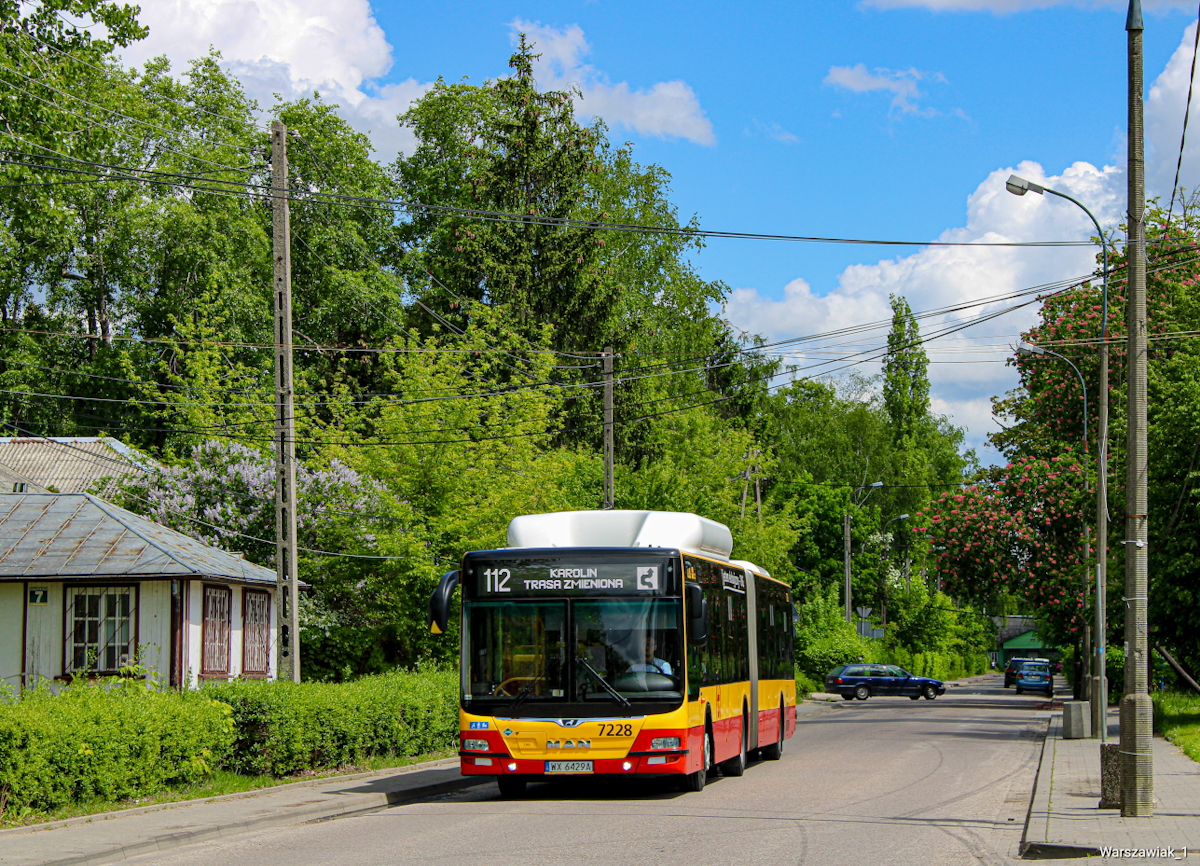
[697,559,722,687]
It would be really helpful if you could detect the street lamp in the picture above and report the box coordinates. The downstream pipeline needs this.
[1018,339,1093,703]
[845,481,883,624]
[1016,341,1087,455]
[1008,175,1110,743]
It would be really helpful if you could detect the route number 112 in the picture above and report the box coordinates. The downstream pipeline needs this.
[483,568,511,593]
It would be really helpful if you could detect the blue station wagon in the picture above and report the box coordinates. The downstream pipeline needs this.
[825,663,946,701]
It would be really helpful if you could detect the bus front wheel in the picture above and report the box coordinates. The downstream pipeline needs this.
[497,776,527,798]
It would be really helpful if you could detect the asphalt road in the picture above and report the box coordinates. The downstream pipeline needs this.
[124,674,1056,866]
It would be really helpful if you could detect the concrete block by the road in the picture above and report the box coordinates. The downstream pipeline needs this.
[1062,701,1091,739]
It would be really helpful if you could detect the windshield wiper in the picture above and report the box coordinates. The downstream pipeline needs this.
[575,654,631,707]
[507,660,551,715]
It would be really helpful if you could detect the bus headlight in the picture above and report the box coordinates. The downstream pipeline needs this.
[462,739,489,751]
[651,737,681,750]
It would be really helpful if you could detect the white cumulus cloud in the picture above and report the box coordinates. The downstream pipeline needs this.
[120,0,431,162]
[512,19,715,146]
[723,160,1125,461]
[825,64,949,117]
[727,15,1200,461]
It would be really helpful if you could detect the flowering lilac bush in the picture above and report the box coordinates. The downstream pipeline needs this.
[121,439,383,564]
[116,441,436,678]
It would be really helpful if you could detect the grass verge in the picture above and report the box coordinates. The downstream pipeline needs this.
[1152,691,1200,763]
[0,749,456,830]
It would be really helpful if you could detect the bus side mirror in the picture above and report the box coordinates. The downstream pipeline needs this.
[686,583,708,646]
[428,569,460,635]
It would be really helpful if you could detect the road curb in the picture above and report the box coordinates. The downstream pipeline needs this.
[26,774,489,866]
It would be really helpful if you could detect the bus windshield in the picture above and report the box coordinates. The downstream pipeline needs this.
[575,599,681,701]
[463,598,682,710]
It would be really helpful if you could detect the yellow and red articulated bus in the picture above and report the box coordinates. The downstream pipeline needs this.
[427,510,796,797]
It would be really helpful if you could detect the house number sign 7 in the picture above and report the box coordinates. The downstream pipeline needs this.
[28,588,48,605]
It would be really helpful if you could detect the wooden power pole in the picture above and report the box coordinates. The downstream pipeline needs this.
[271,121,301,683]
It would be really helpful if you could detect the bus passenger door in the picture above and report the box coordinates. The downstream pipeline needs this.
[745,569,758,752]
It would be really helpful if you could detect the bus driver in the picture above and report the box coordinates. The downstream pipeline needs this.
[629,635,672,676]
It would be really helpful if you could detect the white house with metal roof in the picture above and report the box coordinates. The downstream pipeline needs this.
[0,492,280,690]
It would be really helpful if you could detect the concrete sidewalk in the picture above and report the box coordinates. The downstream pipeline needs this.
[0,758,485,866]
[1023,708,1200,859]
[3,702,843,866]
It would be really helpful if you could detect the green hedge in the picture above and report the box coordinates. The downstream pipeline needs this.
[885,647,988,681]
[0,680,235,819]
[795,629,869,681]
[203,667,459,776]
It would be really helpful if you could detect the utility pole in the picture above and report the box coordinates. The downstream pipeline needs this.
[1122,0,1153,816]
[739,451,763,521]
[1082,525,1092,702]
[271,121,301,683]
[603,347,614,510]
[1094,291,1108,743]
[844,512,853,625]
[1095,337,1109,740]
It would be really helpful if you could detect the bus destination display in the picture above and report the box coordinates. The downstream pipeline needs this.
[469,560,671,597]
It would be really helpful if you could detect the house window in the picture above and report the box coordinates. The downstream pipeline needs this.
[242,589,271,677]
[201,585,232,677]
[64,586,137,675]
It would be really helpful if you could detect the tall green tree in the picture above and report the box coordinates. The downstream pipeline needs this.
[882,294,930,442]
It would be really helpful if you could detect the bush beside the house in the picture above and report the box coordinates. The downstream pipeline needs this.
[0,667,459,820]
[204,667,459,776]
[0,680,235,818]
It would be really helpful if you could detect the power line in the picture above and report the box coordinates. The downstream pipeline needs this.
[0,75,260,174]
[1169,4,1200,223]
[16,24,269,133]
[0,284,1048,448]
[1,149,1107,250]
[0,62,260,165]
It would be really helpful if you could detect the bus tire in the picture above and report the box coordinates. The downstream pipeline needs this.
[721,707,748,777]
[497,776,527,798]
[762,699,785,761]
[704,714,717,779]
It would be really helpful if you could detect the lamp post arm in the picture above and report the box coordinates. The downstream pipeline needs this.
[1038,346,1088,455]
[1044,187,1109,339]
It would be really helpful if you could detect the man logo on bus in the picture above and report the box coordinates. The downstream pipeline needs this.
[636,567,658,591]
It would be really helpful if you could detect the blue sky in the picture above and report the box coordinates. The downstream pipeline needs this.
[126,0,1200,462]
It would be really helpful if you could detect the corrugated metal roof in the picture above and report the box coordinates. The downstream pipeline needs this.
[0,462,47,494]
[0,493,278,584]
[0,437,147,497]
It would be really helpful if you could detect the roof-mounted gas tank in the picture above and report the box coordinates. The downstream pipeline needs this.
[506,510,733,561]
